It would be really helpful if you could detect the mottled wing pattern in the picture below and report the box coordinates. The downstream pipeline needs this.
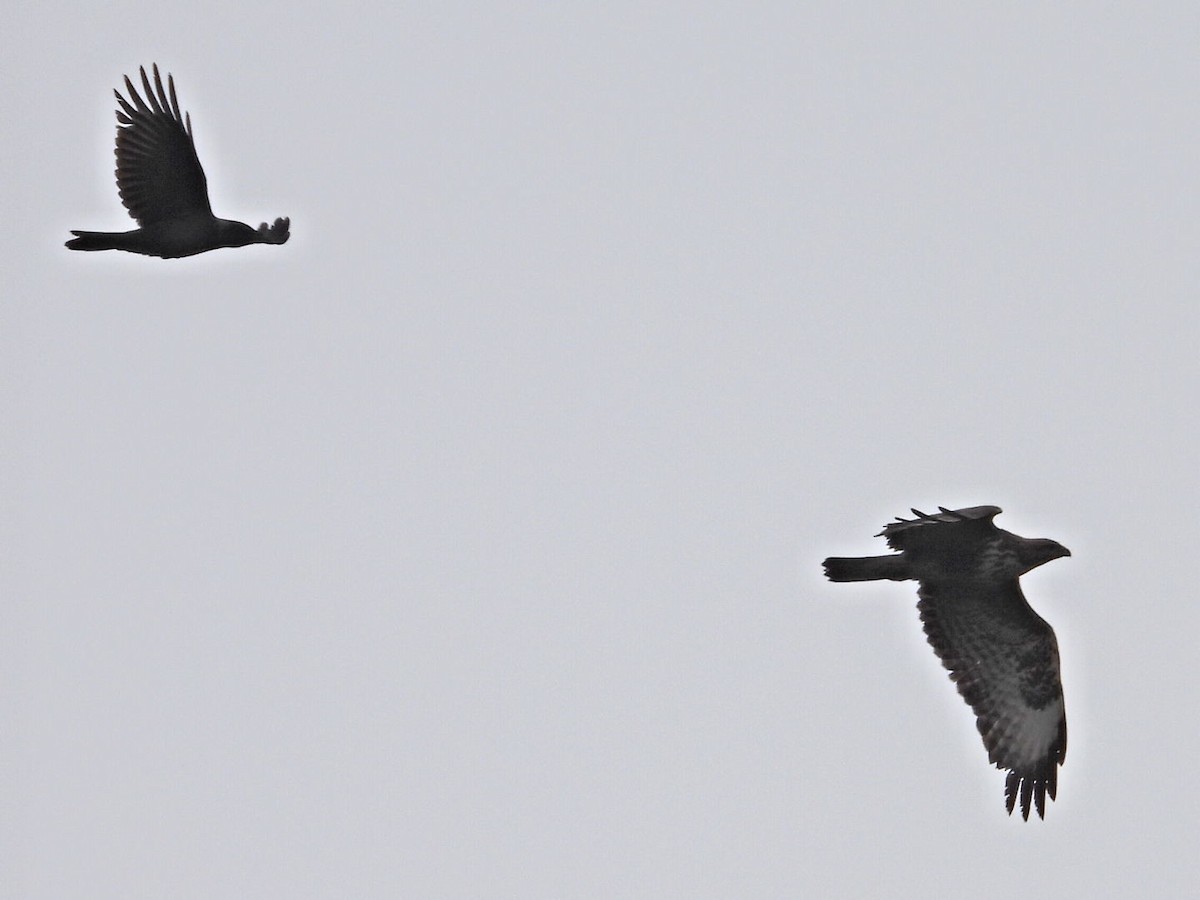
[917,580,1067,820]
[114,65,213,225]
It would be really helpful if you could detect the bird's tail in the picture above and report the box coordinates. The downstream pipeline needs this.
[66,230,127,252]
[822,555,909,582]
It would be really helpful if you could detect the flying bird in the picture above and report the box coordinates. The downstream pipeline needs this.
[67,64,289,258]
[823,505,1070,820]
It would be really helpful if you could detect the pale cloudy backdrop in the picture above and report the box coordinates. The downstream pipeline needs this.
[3,2,1197,897]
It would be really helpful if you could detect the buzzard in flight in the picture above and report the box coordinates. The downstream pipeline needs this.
[823,506,1070,820]
[67,64,289,258]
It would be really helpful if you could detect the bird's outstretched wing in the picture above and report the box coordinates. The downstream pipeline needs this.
[114,64,213,226]
[877,505,1002,549]
[917,579,1067,820]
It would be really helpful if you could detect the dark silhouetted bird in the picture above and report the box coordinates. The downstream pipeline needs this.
[823,505,1071,820]
[67,64,289,258]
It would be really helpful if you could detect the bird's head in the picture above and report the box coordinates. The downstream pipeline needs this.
[257,217,290,245]
[1017,538,1071,575]
[213,217,290,249]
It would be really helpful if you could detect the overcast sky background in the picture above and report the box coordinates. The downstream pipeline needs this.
[3,2,1197,897]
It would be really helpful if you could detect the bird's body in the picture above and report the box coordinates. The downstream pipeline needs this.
[66,215,273,258]
[68,65,289,258]
[823,505,1070,820]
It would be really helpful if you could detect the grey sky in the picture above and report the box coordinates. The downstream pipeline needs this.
[4,2,1197,897]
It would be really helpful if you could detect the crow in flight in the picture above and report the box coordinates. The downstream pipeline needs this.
[67,64,289,258]
[823,505,1070,820]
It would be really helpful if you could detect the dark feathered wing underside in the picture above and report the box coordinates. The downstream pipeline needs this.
[114,64,213,225]
[916,579,1066,820]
